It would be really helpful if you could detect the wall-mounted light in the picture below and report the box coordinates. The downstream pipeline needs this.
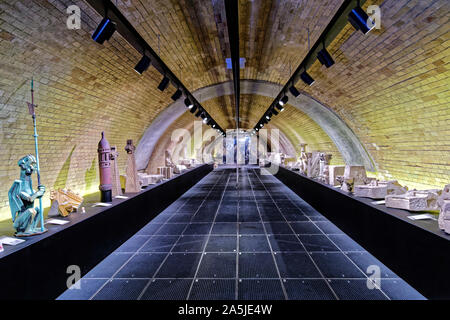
[279,96,289,106]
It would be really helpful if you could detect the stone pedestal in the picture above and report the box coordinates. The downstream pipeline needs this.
[138,173,164,187]
[438,184,450,233]
[385,189,440,211]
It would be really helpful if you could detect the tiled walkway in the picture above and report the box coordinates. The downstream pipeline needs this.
[58,167,425,300]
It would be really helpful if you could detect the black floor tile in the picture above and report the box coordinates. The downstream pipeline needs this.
[238,214,261,222]
[239,253,279,278]
[268,235,304,252]
[328,279,388,300]
[115,253,166,278]
[289,222,321,234]
[205,235,237,252]
[309,252,366,278]
[155,253,202,278]
[168,213,194,223]
[93,279,148,300]
[239,235,271,252]
[197,253,236,278]
[172,235,207,252]
[274,252,321,278]
[155,223,187,235]
[115,235,150,252]
[284,279,336,300]
[139,236,179,252]
[328,234,365,252]
[346,252,399,278]
[215,213,238,222]
[239,222,264,234]
[299,235,339,252]
[378,279,425,300]
[85,253,132,278]
[57,279,107,300]
[190,279,235,300]
[238,280,285,300]
[211,222,237,235]
[137,223,163,235]
[314,221,344,234]
[264,222,293,234]
[140,279,192,300]
[183,223,212,235]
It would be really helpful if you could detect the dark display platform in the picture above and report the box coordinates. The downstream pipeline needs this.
[274,166,450,299]
[0,164,213,300]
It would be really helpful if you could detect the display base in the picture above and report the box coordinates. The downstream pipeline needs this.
[274,166,450,300]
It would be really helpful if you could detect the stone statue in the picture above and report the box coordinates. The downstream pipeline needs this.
[8,155,46,237]
[110,146,122,197]
[318,152,332,184]
[125,139,140,193]
[307,152,321,178]
[97,132,112,202]
[354,180,407,199]
[438,185,450,233]
[48,188,83,217]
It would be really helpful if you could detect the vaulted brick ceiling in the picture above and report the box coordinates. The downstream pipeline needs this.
[0,0,448,221]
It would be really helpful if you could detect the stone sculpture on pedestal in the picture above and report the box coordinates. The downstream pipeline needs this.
[48,189,83,217]
[328,165,345,186]
[98,132,112,202]
[354,180,407,199]
[307,152,321,178]
[385,189,440,211]
[137,172,164,187]
[337,165,371,192]
[8,155,47,236]
[124,139,140,193]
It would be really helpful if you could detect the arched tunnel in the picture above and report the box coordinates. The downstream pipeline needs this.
[0,0,448,304]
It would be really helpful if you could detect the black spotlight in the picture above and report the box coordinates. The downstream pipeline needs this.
[279,95,289,106]
[184,98,193,108]
[348,6,374,34]
[92,17,116,44]
[157,76,170,91]
[317,47,334,68]
[189,104,198,113]
[134,55,151,75]
[300,71,315,86]
[195,109,203,117]
[289,85,301,97]
[272,108,279,116]
[275,103,285,112]
[171,89,182,101]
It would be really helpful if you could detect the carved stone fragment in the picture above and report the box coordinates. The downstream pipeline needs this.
[385,189,440,211]
[354,180,407,199]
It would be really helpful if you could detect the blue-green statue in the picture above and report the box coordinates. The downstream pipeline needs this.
[8,155,47,236]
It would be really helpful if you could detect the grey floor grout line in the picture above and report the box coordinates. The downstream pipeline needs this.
[235,172,240,301]
[89,172,224,300]
[83,276,401,281]
[246,168,289,300]
[251,168,340,300]
[280,184,392,300]
[137,170,227,300]
[186,173,231,300]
